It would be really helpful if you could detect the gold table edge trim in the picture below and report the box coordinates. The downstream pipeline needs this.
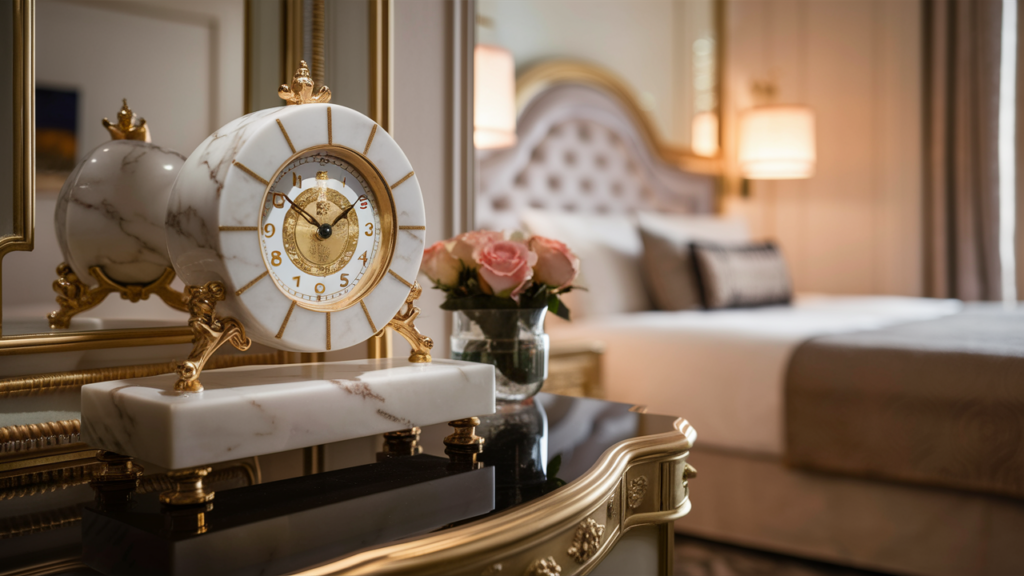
[297,417,695,576]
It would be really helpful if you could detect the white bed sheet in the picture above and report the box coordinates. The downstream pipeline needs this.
[546,294,962,456]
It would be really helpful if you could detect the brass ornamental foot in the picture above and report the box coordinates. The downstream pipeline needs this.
[89,451,144,506]
[378,427,423,461]
[175,282,252,393]
[159,467,216,506]
[387,282,434,363]
[443,417,484,470]
[48,264,189,329]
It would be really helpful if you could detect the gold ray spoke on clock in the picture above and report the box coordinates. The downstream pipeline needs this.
[276,119,296,154]
[388,269,413,288]
[391,171,414,189]
[235,271,269,296]
[327,107,333,145]
[363,124,377,155]
[326,312,332,350]
[360,301,377,333]
[399,225,425,230]
[219,226,258,232]
[276,301,297,339]
[232,160,269,185]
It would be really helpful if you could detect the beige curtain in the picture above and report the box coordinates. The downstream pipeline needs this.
[924,0,1003,300]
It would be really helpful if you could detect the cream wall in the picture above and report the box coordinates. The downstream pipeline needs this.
[723,0,924,296]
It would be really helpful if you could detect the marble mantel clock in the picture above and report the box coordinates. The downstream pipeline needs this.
[165,62,432,391]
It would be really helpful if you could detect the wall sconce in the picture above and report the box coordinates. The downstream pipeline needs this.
[474,44,517,149]
[691,111,719,158]
[738,105,816,180]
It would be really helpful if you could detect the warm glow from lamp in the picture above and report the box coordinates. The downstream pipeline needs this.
[738,105,816,179]
[691,111,719,157]
[474,44,517,149]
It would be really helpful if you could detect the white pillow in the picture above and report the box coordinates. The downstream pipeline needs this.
[521,210,650,319]
[636,212,750,311]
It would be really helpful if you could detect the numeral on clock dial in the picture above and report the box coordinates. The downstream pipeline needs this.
[293,276,300,287]
[271,251,282,266]
[357,252,367,266]
[365,223,374,236]
[264,223,275,238]
[340,273,349,287]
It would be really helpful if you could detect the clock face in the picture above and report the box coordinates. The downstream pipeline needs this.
[259,146,395,312]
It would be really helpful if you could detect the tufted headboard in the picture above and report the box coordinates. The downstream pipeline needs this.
[476,64,718,232]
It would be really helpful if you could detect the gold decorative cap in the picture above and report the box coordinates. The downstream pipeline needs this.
[316,171,329,180]
[279,60,332,106]
[102,99,151,142]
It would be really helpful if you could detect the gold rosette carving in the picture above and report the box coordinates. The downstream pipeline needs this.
[566,518,605,564]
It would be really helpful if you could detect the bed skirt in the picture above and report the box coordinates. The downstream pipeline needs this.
[785,305,1024,500]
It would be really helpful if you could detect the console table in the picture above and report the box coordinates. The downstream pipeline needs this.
[0,393,696,576]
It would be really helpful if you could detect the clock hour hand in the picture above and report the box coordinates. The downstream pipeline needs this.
[332,195,367,226]
[278,192,321,227]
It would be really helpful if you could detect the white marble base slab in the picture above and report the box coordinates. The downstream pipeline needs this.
[81,359,495,469]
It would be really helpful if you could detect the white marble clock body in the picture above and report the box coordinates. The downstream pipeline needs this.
[166,103,426,352]
[55,140,185,285]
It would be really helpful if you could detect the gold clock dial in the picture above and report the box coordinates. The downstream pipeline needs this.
[259,146,396,312]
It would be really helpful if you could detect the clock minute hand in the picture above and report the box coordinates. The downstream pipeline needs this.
[278,192,321,227]
[331,195,367,226]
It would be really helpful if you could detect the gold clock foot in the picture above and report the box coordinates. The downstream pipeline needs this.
[175,282,252,393]
[47,263,189,329]
[378,427,423,462]
[89,451,144,506]
[159,467,215,506]
[387,282,434,363]
[443,417,484,471]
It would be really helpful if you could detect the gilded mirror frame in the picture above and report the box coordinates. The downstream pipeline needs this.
[0,0,392,366]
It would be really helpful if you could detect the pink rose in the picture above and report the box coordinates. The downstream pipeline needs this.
[474,240,538,302]
[530,236,580,290]
[451,230,504,268]
[420,241,461,286]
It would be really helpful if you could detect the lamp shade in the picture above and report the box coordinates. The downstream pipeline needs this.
[738,105,816,179]
[474,44,517,149]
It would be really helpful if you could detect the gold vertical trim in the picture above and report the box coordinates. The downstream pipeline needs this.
[235,271,269,296]
[275,302,297,339]
[232,161,270,185]
[368,0,393,132]
[363,124,377,155]
[277,119,297,153]
[388,270,412,288]
[360,301,378,333]
[327,107,333,145]
[326,312,331,350]
[391,171,414,189]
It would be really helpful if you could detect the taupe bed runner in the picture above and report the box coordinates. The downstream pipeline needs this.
[786,305,1024,499]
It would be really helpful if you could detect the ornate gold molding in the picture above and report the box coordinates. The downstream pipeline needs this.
[47,264,188,330]
[627,476,648,509]
[0,352,288,399]
[566,518,604,564]
[386,282,433,363]
[0,420,79,448]
[0,504,81,539]
[176,282,252,392]
[296,417,696,576]
[525,557,561,576]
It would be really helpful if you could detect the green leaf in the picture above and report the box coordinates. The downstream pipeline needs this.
[548,454,562,477]
[548,295,571,320]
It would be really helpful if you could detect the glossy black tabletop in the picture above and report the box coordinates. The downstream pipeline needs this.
[0,393,680,576]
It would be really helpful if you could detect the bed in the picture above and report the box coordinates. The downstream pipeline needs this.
[477,62,1024,576]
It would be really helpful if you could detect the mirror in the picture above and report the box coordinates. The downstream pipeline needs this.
[476,0,722,160]
[0,0,380,343]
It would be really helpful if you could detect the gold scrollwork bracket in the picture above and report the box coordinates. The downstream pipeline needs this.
[175,282,252,393]
[47,263,189,329]
[386,282,434,363]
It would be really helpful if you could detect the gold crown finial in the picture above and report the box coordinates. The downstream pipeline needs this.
[316,171,329,180]
[102,99,151,142]
[278,60,332,106]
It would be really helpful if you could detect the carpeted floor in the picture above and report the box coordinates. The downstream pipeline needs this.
[675,536,891,576]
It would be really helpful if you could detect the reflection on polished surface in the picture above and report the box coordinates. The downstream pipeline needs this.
[0,394,686,575]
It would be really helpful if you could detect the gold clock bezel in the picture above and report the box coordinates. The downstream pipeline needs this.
[258,144,397,313]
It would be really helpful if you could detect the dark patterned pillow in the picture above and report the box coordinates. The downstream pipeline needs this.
[690,242,792,309]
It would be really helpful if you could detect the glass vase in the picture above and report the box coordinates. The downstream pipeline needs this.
[450,308,549,402]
